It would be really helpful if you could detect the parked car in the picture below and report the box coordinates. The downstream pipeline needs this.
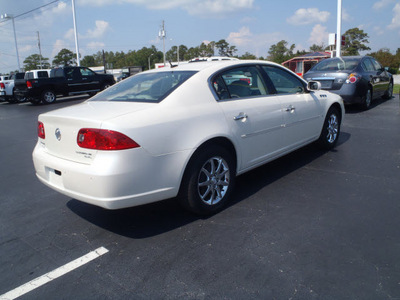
[33,60,344,215]
[24,69,51,79]
[14,66,115,104]
[304,56,393,110]
[0,72,26,103]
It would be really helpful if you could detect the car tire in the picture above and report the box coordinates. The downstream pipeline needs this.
[29,98,41,105]
[317,106,341,150]
[41,90,56,104]
[383,81,393,100]
[14,89,26,103]
[101,83,111,91]
[361,88,372,110]
[6,96,16,104]
[179,145,236,215]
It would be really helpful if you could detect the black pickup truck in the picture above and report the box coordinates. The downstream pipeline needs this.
[14,66,115,104]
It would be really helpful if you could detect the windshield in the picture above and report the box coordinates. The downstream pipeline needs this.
[90,71,197,103]
[311,57,361,72]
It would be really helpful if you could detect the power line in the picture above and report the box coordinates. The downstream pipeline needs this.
[0,0,61,24]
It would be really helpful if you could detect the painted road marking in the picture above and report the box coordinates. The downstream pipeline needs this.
[0,247,109,300]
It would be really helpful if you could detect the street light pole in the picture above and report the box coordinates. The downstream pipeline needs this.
[1,14,21,72]
[336,0,342,57]
[71,0,80,66]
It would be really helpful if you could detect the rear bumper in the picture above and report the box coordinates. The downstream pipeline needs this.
[325,83,365,104]
[32,141,190,209]
[14,88,40,99]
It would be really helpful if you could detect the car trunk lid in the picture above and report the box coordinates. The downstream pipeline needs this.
[38,101,154,164]
[306,72,350,91]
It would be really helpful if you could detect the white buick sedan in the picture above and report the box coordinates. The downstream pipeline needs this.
[33,60,344,215]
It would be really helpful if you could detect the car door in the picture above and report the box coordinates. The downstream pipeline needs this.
[65,67,83,94]
[212,65,285,171]
[370,58,390,97]
[79,67,101,92]
[261,65,323,149]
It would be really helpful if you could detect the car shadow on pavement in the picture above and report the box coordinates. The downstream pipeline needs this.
[344,96,393,114]
[67,132,351,239]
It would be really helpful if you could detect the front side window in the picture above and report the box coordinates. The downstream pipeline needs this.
[90,71,196,103]
[262,66,305,94]
[212,66,269,100]
[81,68,95,76]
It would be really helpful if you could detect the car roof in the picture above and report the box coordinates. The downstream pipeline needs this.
[147,60,284,73]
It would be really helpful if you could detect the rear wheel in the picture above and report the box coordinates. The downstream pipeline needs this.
[13,89,26,103]
[317,106,341,150]
[361,88,372,110]
[41,90,56,104]
[383,81,393,100]
[179,145,235,215]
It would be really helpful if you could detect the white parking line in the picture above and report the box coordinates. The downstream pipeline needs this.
[0,247,109,300]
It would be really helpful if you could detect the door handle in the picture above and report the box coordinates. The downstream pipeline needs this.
[285,105,295,112]
[233,112,248,121]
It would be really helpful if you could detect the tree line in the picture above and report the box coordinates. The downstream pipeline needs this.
[16,28,400,74]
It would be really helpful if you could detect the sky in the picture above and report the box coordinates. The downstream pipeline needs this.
[0,0,399,74]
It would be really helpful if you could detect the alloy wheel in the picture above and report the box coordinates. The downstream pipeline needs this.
[197,156,230,206]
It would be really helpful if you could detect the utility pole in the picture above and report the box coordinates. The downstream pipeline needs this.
[336,0,342,57]
[1,14,20,71]
[37,31,43,69]
[159,21,166,66]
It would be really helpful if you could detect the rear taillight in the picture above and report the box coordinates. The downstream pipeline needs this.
[27,81,32,89]
[346,73,361,84]
[77,128,140,150]
[0,83,5,89]
[38,122,45,139]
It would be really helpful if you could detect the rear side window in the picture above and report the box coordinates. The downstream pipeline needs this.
[370,58,383,71]
[51,69,64,77]
[362,59,375,72]
[90,71,197,103]
[37,71,49,78]
[212,66,269,100]
[262,66,305,94]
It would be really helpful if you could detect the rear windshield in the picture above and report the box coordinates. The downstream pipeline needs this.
[311,58,361,71]
[89,71,196,103]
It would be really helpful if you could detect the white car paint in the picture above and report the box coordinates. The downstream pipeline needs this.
[33,60,344,211]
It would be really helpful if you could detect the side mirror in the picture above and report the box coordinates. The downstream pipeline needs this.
[384,67,389,71]
[307,80,321,91]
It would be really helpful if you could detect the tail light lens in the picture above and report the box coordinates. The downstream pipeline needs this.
[346,73,361,84]
[38,122,45,139]
[0,83,5,89]
[27,81,33,89]
[77,128,140,150]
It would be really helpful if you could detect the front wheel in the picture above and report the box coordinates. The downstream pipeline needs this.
[101,83,111,91]
[317,106,341,150]
[179,145,236,215]
[41,90,56,104]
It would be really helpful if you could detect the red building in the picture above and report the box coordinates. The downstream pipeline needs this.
[282,52,331,77]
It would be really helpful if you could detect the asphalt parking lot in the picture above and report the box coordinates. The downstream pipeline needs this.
[1,94,399,299]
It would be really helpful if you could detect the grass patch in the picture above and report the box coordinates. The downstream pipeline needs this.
[394,84,400,95]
